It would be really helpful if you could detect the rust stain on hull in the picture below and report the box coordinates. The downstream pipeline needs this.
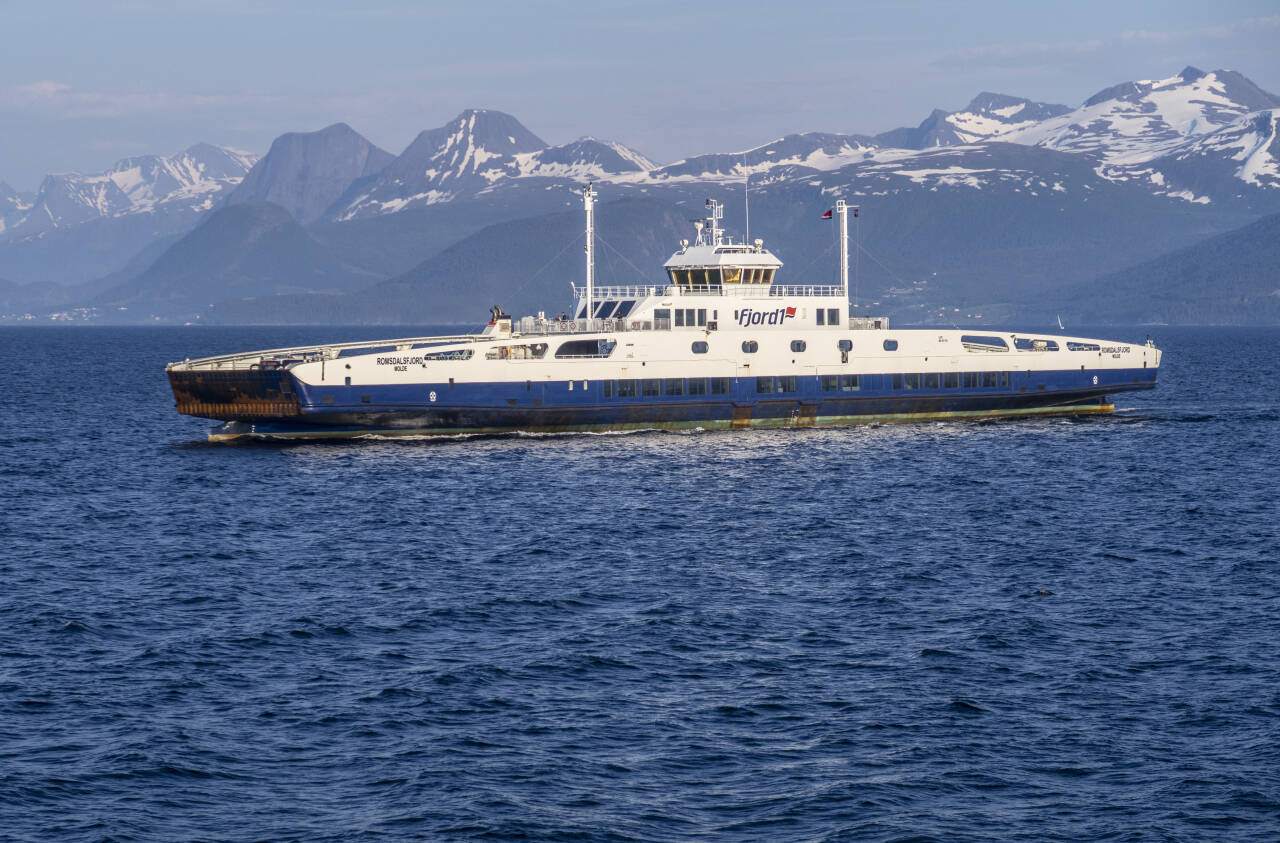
[168,369,302,421]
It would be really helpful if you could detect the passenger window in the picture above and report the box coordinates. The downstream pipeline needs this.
[642,379,661,396]
[903,373,921,390]
[779,375,797,393]
[691,341,708,354]
[756,377,773,393]
[742,341,758,353]
[664,378,684,395]
[821,375,838,391]
[618,379,638,397]
[924,373,940,389]
[883,339,898,351]
[982,372,998,387]
[841,375,859,391]
[963,372,978,388]
[711,377,731,395]
[828,309,840,326]
[838,339,853,352]
[816,309,825,326]
[790,340,806,353]
[688,378,708,395]
[944,372,960,388]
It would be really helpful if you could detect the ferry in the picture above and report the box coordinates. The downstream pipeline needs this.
[167,189,1161,441]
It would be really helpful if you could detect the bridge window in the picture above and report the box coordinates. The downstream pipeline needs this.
[692,341,708,354]
[485,343,547,360]
[556,339,615,358]
[790,340,806,353]
[711,377,731,395]
[664,378,684,395]
[742,341,758,353]
[423,348,474,360]
[1014,338,1059,351]
[688,378,708,395]
[762,269,775,284]
[883,339,898,351]
[961,335,1009,352]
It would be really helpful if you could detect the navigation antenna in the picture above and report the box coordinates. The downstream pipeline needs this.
[583,184,597,324]
[743,154,750,245]
[705,198,723,246]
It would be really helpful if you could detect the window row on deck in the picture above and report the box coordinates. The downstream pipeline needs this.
[598,371,1025,399]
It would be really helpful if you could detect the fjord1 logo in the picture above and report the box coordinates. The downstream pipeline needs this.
[735,307,796,326]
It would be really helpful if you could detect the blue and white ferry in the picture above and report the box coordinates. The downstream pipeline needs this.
[167,188,1161,440]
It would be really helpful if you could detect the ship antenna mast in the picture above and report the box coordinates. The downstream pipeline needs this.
[836,199,848,299]
[583,184,596,325]
[743,154,750,245]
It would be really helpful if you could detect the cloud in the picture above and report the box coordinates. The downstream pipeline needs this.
[1121,15,1280,44]
[0,80,290,117]
[933,15,1280,71]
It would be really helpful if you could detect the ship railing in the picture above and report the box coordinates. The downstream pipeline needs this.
[168,333,487,371]
[515,316,653,336]
[573,284,847,299]
[849,316,890,330]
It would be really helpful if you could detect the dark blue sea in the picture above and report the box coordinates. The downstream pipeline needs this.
[2,325,1277,841]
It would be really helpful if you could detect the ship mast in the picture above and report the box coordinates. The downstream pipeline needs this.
[835,200,859,301]
[583,184,597,323]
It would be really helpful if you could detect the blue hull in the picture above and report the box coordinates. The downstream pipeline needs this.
[205,367,1155,440]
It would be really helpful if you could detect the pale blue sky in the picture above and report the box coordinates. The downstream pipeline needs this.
[2,0,1278,190]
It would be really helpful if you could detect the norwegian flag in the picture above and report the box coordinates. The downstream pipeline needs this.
[785,307,796,318]
[853,207,860,217]
[821,209,833,219]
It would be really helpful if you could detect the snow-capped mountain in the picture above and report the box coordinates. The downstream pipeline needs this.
[0,182,35,236]
[331,109,653,220]
[998,67,1280,165]
[873,93,1072,149]
[646,133,877,183]
[225,123,394,224]
[2,144,257,239]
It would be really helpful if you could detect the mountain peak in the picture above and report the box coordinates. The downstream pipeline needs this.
[1179,66,1207,82]
[225,123,393,225]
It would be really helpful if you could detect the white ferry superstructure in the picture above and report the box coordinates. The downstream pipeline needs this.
[167,189,1162,440]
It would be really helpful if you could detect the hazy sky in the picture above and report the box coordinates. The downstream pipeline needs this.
[2,0,1278,191]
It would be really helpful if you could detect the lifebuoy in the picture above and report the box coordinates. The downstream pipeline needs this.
[569,321,577,331]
